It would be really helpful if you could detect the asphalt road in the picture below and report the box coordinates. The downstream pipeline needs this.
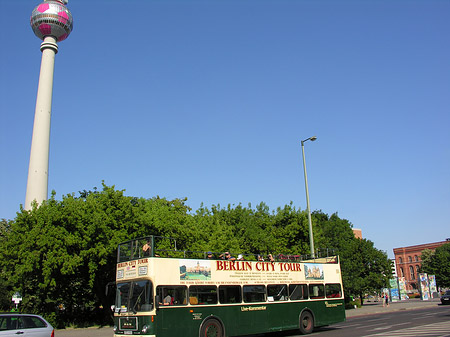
[56,326,112,337]
[259,305,450,337]
[55,303,450,337]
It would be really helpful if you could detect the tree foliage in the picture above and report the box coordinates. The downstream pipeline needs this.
[421,243,450,288]
[312,211,391,303]
[0,183,392,325]
[0,184,193,327]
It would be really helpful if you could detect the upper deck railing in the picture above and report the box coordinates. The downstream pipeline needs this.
[117,235,338,264]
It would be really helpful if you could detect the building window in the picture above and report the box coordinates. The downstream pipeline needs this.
[409,266,415,280]
[408,256,412,263]
[416,265,420,275]
[400,267,404,277]
[414,255,419,262]
[398,257,403,264]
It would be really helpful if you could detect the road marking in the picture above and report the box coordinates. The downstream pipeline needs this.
[372,326,392,331]
[334,323,363,328]
[363,320,450,337]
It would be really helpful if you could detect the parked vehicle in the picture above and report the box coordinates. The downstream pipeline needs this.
[0,313,54,336]
[441,290,450,305]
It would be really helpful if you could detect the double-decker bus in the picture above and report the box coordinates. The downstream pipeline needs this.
[113,236,345,337]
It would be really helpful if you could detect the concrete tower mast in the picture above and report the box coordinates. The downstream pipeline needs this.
[26,0,73,210]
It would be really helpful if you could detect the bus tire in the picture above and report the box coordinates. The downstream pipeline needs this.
[299,310,314,335]
[200,318,224,337]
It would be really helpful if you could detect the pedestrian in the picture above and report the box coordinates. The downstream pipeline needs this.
[385,293,389,307]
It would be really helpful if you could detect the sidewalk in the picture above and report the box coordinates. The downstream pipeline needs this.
[345,298,442,318]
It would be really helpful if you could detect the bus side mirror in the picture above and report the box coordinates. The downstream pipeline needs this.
[155,295,160,309]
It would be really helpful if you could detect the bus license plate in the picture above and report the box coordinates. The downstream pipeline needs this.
[124,331,132,335]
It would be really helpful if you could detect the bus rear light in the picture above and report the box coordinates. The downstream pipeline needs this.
[151,315,154,323]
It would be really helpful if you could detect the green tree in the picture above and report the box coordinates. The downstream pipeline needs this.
[0,184,192,327]
[0,183,393,326]
[345,238,391,303]
[0,219,13,310]
[270,203,310,255]
[420,249,434,269]
[0,218,11,238]
[312,212,391,304]
[421,243,450,288]
[192,202,312,258]
[312,211,355,256]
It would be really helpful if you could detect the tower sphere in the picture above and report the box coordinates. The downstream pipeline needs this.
[30,0,73,42]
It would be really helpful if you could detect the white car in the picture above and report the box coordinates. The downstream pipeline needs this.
[0,313,54,336]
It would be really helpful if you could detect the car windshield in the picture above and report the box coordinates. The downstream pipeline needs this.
[445,290,450,295]
[116,280,153,313]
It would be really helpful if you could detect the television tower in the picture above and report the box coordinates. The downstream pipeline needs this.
[25,0,73,210]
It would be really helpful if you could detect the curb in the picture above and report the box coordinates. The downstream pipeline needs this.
[345,299,441,318]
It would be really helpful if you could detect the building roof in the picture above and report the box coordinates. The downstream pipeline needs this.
[393,239,449,254]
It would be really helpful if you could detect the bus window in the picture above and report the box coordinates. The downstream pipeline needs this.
[189,286,217,305]
[219,285,242,304]
[116,280,153,312]
[289,284,308,300]
[156,286,187,306]
[243,285,266,303]
[116,282,131,311]
[326,284,342,298]
[267,284,288,301]
[308,284,325,299]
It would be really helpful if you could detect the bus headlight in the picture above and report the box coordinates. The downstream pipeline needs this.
[113,326,117,332]
[141,325,148,333]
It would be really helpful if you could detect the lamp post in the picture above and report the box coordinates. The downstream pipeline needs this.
[301,136,317,258]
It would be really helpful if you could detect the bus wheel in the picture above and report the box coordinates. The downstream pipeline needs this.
[200,318,223,337]
[299,310,314,335]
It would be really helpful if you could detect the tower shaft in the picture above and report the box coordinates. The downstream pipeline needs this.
[25,36,58,210]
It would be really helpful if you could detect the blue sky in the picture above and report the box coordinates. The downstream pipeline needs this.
[1,0,449,258]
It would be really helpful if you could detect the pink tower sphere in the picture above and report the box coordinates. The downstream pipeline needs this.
[30,0,73,42]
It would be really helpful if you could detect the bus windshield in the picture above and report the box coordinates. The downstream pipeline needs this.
[116,280,153,313]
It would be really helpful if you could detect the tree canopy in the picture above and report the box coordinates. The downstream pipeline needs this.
[0,183,391,326]
[311,211,392,303]
[421,243,450,288]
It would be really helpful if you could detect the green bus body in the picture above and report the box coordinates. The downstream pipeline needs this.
[114,299,344,336]
[113,236,346,337]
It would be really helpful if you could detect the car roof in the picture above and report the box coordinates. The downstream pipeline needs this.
[0,313,44,317]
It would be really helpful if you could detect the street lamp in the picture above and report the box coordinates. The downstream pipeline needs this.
[301,136,317,258]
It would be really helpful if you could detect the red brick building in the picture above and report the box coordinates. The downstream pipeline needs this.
[352,228,362,239]
[393,239,449,292]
